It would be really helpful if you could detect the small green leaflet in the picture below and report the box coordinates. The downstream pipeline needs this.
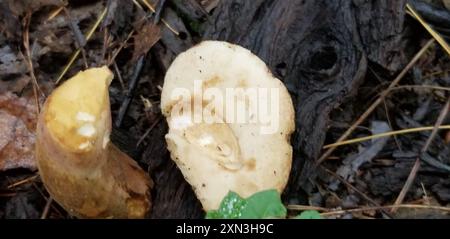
[206,190,287,219]
[295,210,322,219]
[206,192,247,219]
[240,190,287,219]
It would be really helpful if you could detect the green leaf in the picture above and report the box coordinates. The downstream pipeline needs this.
[240,190,286,219]
[206,190,287,219]
[206,191,247,219]
[295,210,322,219]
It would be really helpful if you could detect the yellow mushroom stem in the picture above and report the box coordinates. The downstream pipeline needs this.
[36,66,152,218]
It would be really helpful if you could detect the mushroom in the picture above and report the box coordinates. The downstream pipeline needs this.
[36,66,152,218]
[161,41,295,211]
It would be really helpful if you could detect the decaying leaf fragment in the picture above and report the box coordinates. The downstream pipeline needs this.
[132,21,161,62]
[0,92,37,171]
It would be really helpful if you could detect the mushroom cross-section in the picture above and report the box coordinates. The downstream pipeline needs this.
[161,41,295,211]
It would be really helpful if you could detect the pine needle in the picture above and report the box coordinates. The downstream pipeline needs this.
[323,125,450,149]
[406,3,450,56]
[288,204,450,216]
[55,7,108,84]
[46,6,64,21]
[139,0,179,35]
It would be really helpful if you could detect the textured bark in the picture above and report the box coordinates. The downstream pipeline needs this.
[145,0,410,218]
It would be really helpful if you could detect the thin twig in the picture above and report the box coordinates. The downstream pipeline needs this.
[288,204,450,216]
[325,204,450,216]
[107,30,134,66]
[387,85,450,93]
[137,116,162,146]
[41,197,53,219]
[133,0,143,10]
[392,97,450,212]
[32,183,64,218]
[7,175,39,189]
[407,4,450,56]
[286,205,329,212]
[368,67,400,151]
[139,0,179,35]
[113,61,127,92]
[115,56,145,127]
[0,193,17,197]
[323,125,450,149]
[23,11,43,113]
[383,99,402,151]
[320,166,393,218]
[423,70,450,79]
[422,101,450,152]
[317,39,435,164]
[63,7,88,69]
[101,27,110,65]
[46,6,64,21]
[153,0,167,24]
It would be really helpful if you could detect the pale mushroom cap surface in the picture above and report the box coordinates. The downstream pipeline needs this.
[161,41,295,211]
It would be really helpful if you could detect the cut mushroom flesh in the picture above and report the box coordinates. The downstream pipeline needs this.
[161,41,295,211]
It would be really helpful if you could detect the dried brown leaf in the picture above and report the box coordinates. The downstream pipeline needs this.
[132,22,161,62]
[0,92,38,171]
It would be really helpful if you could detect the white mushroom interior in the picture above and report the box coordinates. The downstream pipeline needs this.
[161,41,295,211]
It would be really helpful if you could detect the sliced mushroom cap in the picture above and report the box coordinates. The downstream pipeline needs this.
[161,41,295,211]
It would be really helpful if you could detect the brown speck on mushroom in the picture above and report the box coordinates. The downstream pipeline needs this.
[202,75,222,88]
[238,79,247,88]
[246,158,256,171]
